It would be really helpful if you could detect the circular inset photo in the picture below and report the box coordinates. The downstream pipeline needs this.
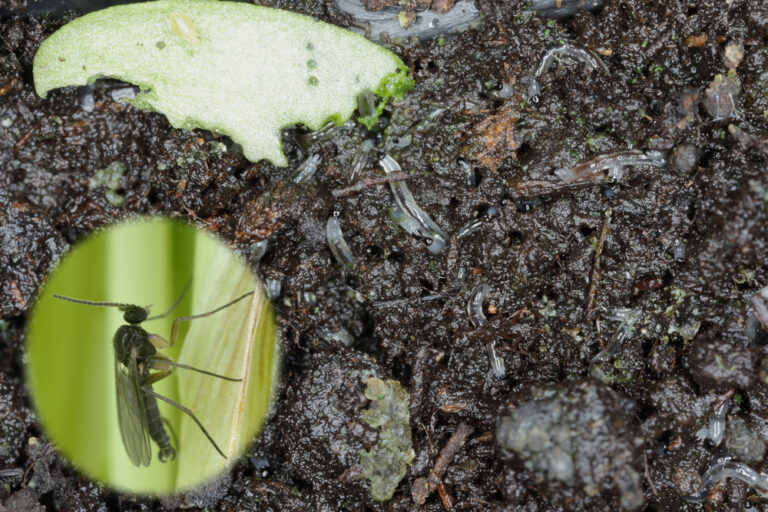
[25,218,280,494]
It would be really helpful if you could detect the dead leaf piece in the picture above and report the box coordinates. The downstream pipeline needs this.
[236,184,291,241]
[467,104,518,171]
[685,33,708,47]
[432,0,456,14]
[438,403,467,413]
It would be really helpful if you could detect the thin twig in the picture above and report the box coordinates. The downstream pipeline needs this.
[586,208,612,311]
[412,423,473,505]
[420,421,434,455]
[14,127,34,152]
[643,451,658,496]
[512,175,604,198]
[437,483,454,511]
[332,171,412,198]
[373,293,445,309]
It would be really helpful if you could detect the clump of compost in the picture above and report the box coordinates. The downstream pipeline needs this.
[497,379,645,510]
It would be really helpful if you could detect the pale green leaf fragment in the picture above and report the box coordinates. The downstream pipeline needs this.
[175,241,280,490]
[359,378,414,502]
[33,0,412,166]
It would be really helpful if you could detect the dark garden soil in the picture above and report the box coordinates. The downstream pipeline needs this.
[1,0,768,510]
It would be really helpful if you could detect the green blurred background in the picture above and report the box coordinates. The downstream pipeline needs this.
[26,217,278,494]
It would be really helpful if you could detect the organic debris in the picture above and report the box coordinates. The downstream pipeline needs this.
[359,378,415,502]
[411,422,472,505]
[465,103,518,171]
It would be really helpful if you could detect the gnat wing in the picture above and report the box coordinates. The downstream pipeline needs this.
[115,356,152,467]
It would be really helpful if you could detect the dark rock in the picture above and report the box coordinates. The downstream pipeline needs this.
[496,379,644,510]
[1,487,43,512]
[725,417,766,462]
[689,331,757,391]
[670,143,698,172]
[648,376,715,428]
[648,340,676,375]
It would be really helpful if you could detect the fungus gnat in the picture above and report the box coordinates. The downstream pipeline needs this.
[53,283,252,467]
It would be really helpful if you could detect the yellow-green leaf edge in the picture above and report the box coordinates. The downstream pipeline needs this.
[33,0,413,166]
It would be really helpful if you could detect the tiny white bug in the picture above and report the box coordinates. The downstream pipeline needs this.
[168,11,199,46]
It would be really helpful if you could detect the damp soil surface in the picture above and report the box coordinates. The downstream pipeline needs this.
[2,0,768,510]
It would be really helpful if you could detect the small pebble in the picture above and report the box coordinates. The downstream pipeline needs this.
[724,43,744,70]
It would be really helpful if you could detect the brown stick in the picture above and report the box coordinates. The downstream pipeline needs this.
[0,79,17,97]
[512,174,604,199]
[14,127,34,152]
[586,208,612,312]
[643,451,658,496]
[412,423,473,505]
[437,483,454,511]
[332,171,412,198]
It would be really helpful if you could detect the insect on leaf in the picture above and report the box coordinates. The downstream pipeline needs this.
[33,0,414,166]
[174,240,280,489]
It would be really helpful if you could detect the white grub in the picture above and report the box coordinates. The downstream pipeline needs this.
[379,155,448,255]
[467,284,491,328]
[298,291,317,307]
[387,133,412,151]
[350,139,374,182]
[299,120,355,147]
[168,10,199,45]
[606,165,623,181]
[703,74,740,120]
[687,460,768,503]
[526,43,608,103]
[752,285,768,331]
[79,84,95,112]
[459,206,499,239]
[457,218,483,239]
[265,279,282,300]
[251,239,269,262]
[555,150,666,182]
[589,308,642,372]
[694,396,731,446]
[488,82,514,101]
[672,239,686,262]
[317,326,355,347]
[327,212,356,271]
[488,340,506,378]
[526,77,542,103]
[459,159,476,187]
[408,105,449,135]
[391,203,422,235]
[292,154,322,184]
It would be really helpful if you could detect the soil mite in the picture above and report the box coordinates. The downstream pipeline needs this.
[53,283,252,466]
[168,11,199,46]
